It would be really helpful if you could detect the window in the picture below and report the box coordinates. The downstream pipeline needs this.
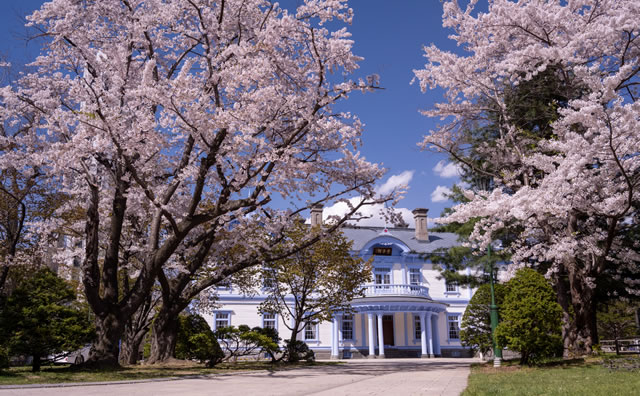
[447,315,460,340]
[446,282,459,293]
[373,247,392,256]
[262,266,276,289]
[374,268,391,285]
[342,314,354,340]
[214,312,231,330]
[303,320,318,341]
[262,313,277,330]
[414,315,422,340]
[409,268,421,285]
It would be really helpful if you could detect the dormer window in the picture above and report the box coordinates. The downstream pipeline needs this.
[373,247,392,256]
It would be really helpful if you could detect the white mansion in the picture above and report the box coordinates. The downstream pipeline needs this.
[204,207,474,359]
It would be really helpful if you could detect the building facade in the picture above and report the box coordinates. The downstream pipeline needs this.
[204,207,474,359]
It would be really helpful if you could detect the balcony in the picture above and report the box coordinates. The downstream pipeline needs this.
[362,284,430,298]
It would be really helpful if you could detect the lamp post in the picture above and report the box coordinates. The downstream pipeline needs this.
[488,244,502,368]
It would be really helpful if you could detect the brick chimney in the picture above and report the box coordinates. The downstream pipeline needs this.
[310,204,323,227]
[412,208,429,241]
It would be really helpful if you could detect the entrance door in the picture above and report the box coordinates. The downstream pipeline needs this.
[382,315,394,346]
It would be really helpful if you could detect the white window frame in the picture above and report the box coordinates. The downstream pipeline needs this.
[413,315,422,341]
[447,314,461,341]
[262,312,278,331]
[342,314,354,341]
[408,268,421,286]
[262,266,276,290]
[303,320,319,341]
[373,267,392,285]
[212,311,231,331]
[445,281,460,295]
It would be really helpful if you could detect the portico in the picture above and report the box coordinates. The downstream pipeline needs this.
[330,295,447,359]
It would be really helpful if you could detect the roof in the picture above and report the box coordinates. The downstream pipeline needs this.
[339,226,460,254]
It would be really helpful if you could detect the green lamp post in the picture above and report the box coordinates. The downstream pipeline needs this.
[488,244,502,367]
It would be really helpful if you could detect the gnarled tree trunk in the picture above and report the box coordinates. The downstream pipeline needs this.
[90,311,126,367]
[147,308,180,364]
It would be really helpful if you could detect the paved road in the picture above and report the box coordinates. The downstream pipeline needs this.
[0,358,477,396]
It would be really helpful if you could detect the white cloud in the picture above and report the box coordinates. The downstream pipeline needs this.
[430,185,452,203]
[433,160,461,178]
[314,196,419,227]
[310,197,439,229]
[376,170,414,195]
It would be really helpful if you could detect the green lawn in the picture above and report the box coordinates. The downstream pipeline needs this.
[0,361,334,385]
[463,357,640,396]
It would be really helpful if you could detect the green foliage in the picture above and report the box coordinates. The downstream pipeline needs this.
[0,268,94,371]
[215,325,280,363]
[597,300,639,341]
[495,268,562,365]
[460,283,509,355]
[252,326,281,362]
[281,340,315,363]
[0,345,9,369]
[175,313,223,367]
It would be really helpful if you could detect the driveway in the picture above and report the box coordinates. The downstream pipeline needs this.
[0,358,477,396]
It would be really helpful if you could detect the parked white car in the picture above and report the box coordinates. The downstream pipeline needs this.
[50,344,92,365]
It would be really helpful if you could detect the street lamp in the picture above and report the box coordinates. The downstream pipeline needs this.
[488,244,502,368]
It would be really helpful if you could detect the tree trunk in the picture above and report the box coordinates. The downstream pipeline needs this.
[119,286,156,365]
[0,265,9,295]
[31,353,41,372]
[120,327,148,365]
[553,268,578,358]
[88,312,126,367]
[562,213,598,356]
[148,310,180,364]
[567,266,598,355]
[286,321,301,363]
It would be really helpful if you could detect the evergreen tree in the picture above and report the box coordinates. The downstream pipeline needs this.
[460,283,509,356]
[0,268,94,371]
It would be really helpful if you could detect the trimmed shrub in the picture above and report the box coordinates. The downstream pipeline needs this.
[496,268,562,365]
[175,314,224,367]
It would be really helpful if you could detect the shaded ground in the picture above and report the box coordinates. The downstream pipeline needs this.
[0,358,477,396]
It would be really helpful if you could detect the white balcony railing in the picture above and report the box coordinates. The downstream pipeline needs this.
[362,284,430,298]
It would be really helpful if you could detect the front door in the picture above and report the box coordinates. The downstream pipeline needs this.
[382,315,394,346]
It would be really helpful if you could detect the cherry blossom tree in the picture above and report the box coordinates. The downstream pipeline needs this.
[415,0,640,355]
[0,0,388,366]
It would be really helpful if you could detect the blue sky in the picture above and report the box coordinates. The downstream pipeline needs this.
[0,0,472,227]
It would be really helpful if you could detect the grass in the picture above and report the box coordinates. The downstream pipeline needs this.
[0,360,336,386]
[463,356,640,396]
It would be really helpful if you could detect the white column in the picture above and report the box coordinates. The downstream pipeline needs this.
[432,313,441,356]
[331,316,339,359]
[426,312,434,358]
[367,313,375,358]
[420,312,428,358]
[377,313,385,358]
